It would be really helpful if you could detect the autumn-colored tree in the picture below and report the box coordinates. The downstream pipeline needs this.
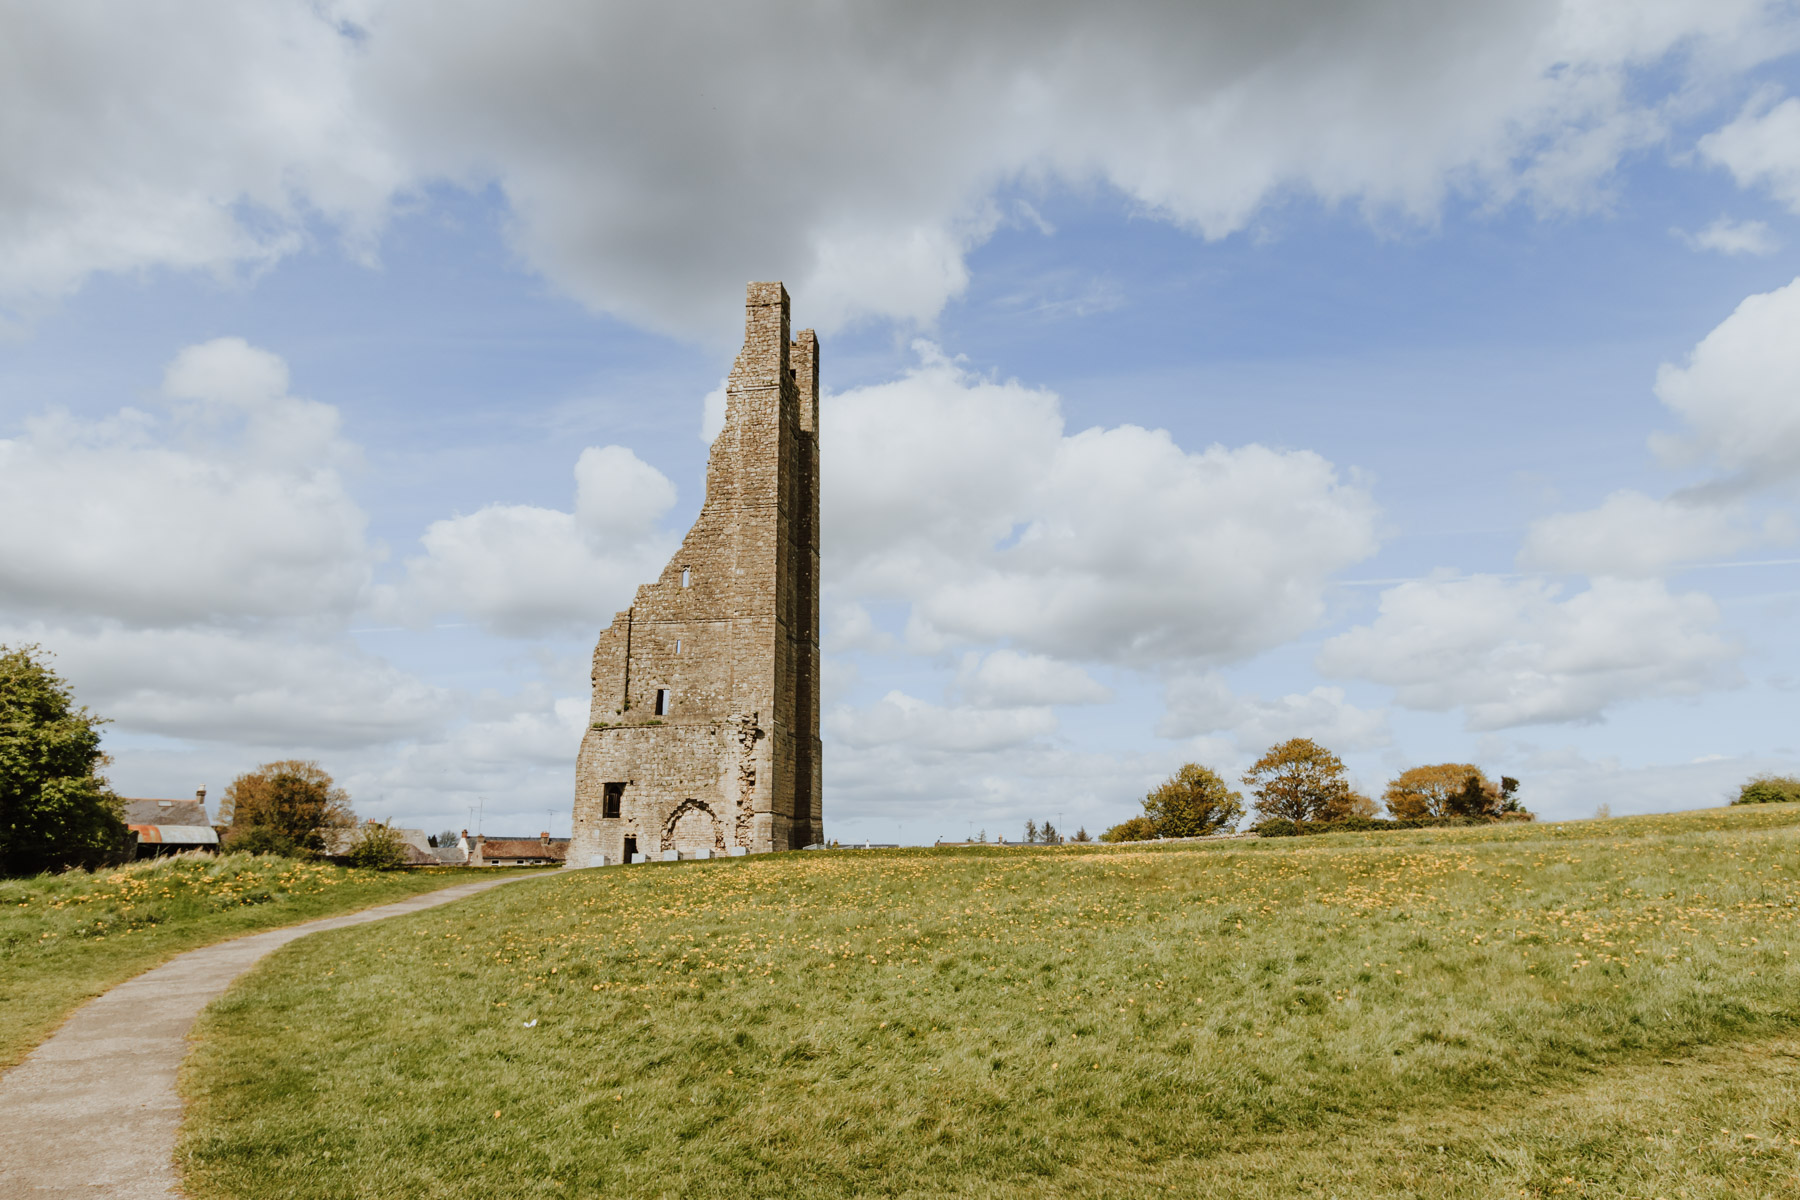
[223,760,353,854]
[1142,763,1245,837]
[1242,738,1355,823]
[1384,764,1499,820]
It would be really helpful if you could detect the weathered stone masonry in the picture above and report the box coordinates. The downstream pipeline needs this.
[567,282,821,863]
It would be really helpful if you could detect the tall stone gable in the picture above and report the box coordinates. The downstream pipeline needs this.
[567,282,821,863]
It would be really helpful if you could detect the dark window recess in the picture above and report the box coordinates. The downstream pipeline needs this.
[623,836,638,861]
[654,688,669,716]
[602,782,625,819]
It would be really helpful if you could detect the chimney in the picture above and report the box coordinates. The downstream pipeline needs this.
[196,786,206,805]
[539,831,550,844]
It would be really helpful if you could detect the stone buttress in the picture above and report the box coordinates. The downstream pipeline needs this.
[567,282,821,863]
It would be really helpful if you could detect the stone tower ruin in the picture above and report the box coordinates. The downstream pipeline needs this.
[567,282,821,864]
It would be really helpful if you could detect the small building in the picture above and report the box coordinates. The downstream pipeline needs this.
[122,789,219,857]
[324,822,451,866]
[463,831,568,867]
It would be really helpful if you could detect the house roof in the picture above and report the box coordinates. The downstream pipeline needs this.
[478,839,567,861]
[121,799,209,827]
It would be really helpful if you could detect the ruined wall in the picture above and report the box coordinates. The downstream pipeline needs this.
[566,282,821,864]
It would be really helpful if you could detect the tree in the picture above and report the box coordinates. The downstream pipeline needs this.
[0,645,128,875]
[1143,763,1245,836]
[1384,764,1502,820]
[1735,774,1800,805]
[1040,820,1059,844]
[1100,815,1157,842]
[1072,826,1092,843]
[1024,819,1038,844]
[345,822,409,870]
[223,760,353,854]
[1242,739,1354,823]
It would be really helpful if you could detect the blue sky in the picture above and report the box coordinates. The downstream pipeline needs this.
[3,2,1800,842]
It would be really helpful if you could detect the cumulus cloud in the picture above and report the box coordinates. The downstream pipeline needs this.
[1156,672,1391,752]
[823,345,1379,668]
[376,445,679,637]
[1318,574,1737,729]
[0,0,401,320]
[954,650,1112,709]
[1681,216,1780,255]
[1518,489,1753,576]
[1700,89,1800,213]
[0,620,454,749]
[826,691,1058,755]
[6,2,1797,333]
[0,337,372,626]
[1652,275,1800,484]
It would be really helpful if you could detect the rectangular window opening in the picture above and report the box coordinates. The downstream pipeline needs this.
[624,835,638,861]
[675,638,682,654]
[654,688,669,716]
[680,567,691,587]
[602,782,625,819]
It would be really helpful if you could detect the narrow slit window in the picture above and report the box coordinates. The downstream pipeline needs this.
[654,688,669,716]
[680,567,691,587]
[674,638,682,654]
[602,782,625,819]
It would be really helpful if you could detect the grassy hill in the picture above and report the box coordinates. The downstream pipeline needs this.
[178,807,1800,1198]
[0,853,521,1067]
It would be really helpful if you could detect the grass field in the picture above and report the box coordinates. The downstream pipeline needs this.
[0,852,523,1067]
[178,807,1800,1198]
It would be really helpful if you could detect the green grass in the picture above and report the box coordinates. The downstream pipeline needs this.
[178,806,1800,1197]
[0,852,524,1067]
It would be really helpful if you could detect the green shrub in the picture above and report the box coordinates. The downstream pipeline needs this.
[1253,818,1299,837]
[222,826,306,858]
[1100,815,1157,843]
[344,823,409,870]
[1735,774,1800,805]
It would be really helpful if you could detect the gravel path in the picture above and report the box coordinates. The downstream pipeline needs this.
[0,873,539,1198]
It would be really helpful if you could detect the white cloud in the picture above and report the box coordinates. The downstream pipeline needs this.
[1467,737,1792,822]
[0,337,372,626]
[376,445,679,637]
[1652,275,1800,483]
[1518,489,1752,576]
[0,1,401,321]
[1318,574,1738,729]
[1682,215,1780,255]
[954,649,1112,708]
[0,619,453,749]
[1156,672,1391,752]
[6,2,1798,334]
[1700,90,1800,213]
[824,344,1379,668]
[826,691,1057,755]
